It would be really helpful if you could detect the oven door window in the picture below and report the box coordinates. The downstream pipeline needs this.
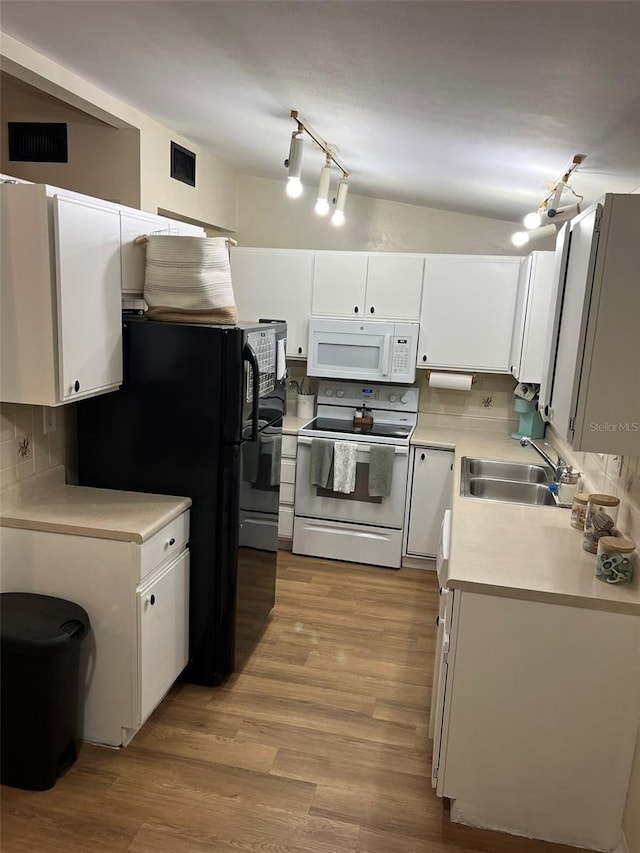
[295,442,408,529]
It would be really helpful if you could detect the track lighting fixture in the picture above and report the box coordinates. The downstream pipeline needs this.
[285,130,304,198]
[332,178,349,226]
[513,153,586,248]
[284,110,351,223]
[315,157,332,216]
[511,223,558,247]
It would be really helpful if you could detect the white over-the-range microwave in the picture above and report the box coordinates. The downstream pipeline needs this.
[307,318,419,383]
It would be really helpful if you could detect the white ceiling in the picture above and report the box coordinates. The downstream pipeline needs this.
[2,1,640,222]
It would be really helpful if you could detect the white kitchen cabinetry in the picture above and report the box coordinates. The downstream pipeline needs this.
[1,182,123,406]
[404,447,454,560]
[312,251,424,320]
[540,194,640,454]
[120,209,204,297]
[418,255,521,371]
[231,248,314,358]
[278,433,298,545]
[0,511,190,747]
[431,589,640,851]
[509,251,557,384]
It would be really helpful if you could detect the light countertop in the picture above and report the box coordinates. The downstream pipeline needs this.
[283,414,312,434]
[1,468,191,543]
[410,420,640,615]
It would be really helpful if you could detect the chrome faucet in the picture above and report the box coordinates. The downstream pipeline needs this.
[519,436,573,483]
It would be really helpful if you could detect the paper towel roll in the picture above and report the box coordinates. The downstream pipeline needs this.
[428,372,473,391]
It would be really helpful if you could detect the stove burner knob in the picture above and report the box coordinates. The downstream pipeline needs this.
[324,388,334,396]
[388,394,397,402]
[400,393,409,404]
[336,389,344,398]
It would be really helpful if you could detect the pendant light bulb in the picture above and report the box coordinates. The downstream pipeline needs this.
[523,211,542,229]
[331,178,349,226]
[315,162,332,216]
[511,231,530,248]
[286,177,303,198]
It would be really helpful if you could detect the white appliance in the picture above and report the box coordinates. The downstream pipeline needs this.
[307,318,419,384]
[293,380,418,568]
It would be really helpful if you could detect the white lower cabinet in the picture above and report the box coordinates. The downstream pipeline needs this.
[0,511,189,747]
[278,433,297,543]
[404,447,454,559]
[431,589,640,851]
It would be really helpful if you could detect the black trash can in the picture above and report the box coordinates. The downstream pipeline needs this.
[1,592,90,791]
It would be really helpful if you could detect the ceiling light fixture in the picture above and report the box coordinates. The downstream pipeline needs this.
[332,179,349,226]
[315,156,332,216]
[511,223,558,248]
[514,153,587,248]
[285,110,351,222]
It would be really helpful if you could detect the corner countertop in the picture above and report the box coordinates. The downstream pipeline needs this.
[411,420,640,616]
[1,468,191,544]
[283,414,312,435]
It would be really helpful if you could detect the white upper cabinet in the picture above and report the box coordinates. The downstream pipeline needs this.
[312,252,368,316]
[230,247,314,357]
[418,255,521,371]
[542,195,640,455]
[312,251,424,320]
[509,251,557,384]
[1,183,123,406]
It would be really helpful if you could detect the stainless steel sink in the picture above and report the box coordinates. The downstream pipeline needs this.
[464,477,558,506]
[460,457,558,507]
[465,458,552,483]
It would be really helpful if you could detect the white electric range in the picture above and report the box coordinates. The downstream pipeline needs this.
[293,380,418,568]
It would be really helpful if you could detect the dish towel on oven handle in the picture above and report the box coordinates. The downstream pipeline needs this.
[310,439,334,489]
[333,441,358,494]
[368,444,395,497]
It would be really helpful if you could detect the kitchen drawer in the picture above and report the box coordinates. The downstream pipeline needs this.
[138,511,189,581]
[279,507,294,538]
[280,483,295,504]
[281,459,297,485]
[282,434,298,457]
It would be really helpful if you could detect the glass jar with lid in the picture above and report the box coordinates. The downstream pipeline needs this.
[596,536,636,585]
[570,492,589,530]
[582,494,620,553]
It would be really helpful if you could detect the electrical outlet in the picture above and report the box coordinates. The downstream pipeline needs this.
[42,407,56,434]
[613,455,624,477]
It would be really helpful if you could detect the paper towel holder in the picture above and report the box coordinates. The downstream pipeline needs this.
[425,370,477,385]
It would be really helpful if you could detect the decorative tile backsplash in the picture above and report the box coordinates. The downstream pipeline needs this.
[0,402,73,493]
[416,371,519,432]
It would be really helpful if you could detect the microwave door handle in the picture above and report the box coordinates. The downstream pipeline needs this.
[381,334,392,376]
[243,343,260,442]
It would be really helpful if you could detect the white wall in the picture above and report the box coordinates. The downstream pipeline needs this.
[0,33,237,230]
[236,173,537,254]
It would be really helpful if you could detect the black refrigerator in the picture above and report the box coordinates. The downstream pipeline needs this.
[76,317,287,686]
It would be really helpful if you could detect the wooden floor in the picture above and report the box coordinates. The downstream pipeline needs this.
[1,553,590,853]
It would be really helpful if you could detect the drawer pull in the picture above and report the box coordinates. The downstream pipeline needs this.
[168,537,176,546]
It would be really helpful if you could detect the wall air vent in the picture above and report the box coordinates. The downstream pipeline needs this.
[171,141,196,187]
[8,122,68,162]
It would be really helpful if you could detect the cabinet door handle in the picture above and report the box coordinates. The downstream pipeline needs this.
[74,380,80,393]
[420,453,426,461]
[354,306,359,314]
[370,306,375,314]
[298,346,303,354]
[146,594,156,606]
[422,355,427,363]
[167,537,176,547]
[439,587,446,596]
[435,616,440,627]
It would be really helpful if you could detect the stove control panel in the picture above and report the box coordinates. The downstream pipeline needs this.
[318,381,418,412]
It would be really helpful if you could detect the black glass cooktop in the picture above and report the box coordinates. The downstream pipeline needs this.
[304,417,413,439]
